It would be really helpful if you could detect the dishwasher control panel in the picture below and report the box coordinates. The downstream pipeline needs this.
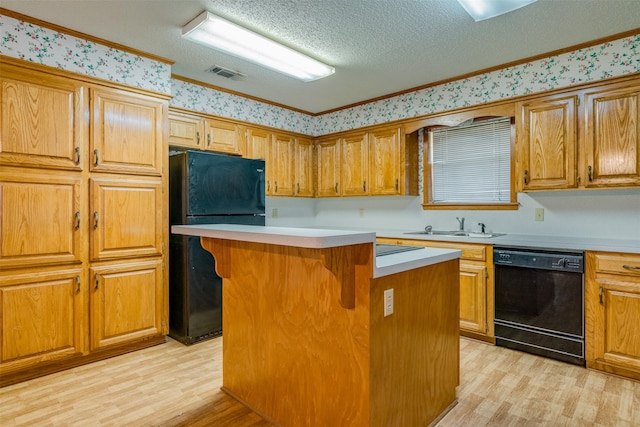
[494,247,583,273]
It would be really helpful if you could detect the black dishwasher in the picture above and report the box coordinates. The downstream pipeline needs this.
[494,246,585,366]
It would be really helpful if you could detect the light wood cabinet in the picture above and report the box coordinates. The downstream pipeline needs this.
[340,132,369,196]
[517,95,578,191]
[516,77,640,192]
[0,268,86,373]
[316,138,341,197]
[0,60,167,387]
[89,177,163,261]
[91,87,164,176]
[270,132,296,196]
[204,118,243,156]
[582,82,640,188]
[0,65,87,171]
[376,237,494,342]
[369,126,403,195]
[586,251,640,381]
[0,169,85,269]
[90,260,164,350]
[168,111,204,149]
[245,127,270,161]
[316,126,414,198]
[294,137,315,197]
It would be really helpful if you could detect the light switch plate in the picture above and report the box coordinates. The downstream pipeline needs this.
[535,208,544,221]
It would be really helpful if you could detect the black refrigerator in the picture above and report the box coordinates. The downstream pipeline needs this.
[169,150,265,345]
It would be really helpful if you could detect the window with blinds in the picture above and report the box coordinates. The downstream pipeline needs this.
[428,117,512,205]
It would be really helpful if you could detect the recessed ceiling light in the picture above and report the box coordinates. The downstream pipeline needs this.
[182,11,335,82]
[457,0,538,21]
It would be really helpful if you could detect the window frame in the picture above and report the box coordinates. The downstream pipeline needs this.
[419,107,518,211]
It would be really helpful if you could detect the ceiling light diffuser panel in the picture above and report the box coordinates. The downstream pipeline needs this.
[182,11,335,82]
[457,0,538,21]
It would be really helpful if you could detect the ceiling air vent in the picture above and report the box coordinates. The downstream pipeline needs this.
[206,65,246,79]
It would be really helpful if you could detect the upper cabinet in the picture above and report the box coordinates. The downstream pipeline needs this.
[316,138,341,197]
[168,111,204,149]
[369,126,403,195]
[582,81,640,188]
[168,111,242,156]
[91,87,164,176]
[270,133,296,196]
[316,125,417,198]
[204,119,243,156]
[0,64,87,171]
[516,76,640,192]
[517,94,578,191]
[294,137,315,197]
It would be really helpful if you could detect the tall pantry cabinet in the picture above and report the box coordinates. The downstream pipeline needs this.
[0,60,169,386]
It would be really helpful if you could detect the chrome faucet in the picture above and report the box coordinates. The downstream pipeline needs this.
[478,222,486,233]
[456,217,465,231]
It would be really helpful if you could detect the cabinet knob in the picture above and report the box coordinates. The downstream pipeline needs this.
[524,170,529,185]
[93,211,99,229]
[95,273,100,291]
[75,147,81,165]
[196,131,200,145]
[76,275,81,294]
[588,165,593,182]
[207,133,212,147]
[363,180,366,192]
[599,286,603,305]
[94,149,99,166]
[335,183,339,193]
[75,211,81,230]
[297,183,300,194]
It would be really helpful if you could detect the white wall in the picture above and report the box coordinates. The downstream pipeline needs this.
[267,189,640,241]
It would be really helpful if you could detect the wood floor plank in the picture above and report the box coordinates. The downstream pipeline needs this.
[2,336,639,426]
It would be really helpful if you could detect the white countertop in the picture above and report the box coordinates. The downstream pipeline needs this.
[376,229,640,254]
[171,224,461,278]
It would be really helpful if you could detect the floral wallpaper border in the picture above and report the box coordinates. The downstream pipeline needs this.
[0,14,172,95]
[1,10,638,136]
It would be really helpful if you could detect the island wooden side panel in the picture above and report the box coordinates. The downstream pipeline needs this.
[201,238,374,427]
[369,259,460,427]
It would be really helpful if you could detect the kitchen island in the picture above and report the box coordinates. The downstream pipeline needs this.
[171,224,461,427]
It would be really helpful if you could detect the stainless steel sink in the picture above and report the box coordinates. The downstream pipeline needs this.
[404,230,505,238]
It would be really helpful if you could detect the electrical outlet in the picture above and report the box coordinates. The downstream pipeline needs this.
[359,208,365,218]
[534,207,544,221]
[272,208,278,218]
[384,288,394,317]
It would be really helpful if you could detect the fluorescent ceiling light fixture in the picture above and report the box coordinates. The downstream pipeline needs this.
[182,11,335,82]
[457,0,538,21]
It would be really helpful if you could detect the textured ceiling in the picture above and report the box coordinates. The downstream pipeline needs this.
[3,0,639,113]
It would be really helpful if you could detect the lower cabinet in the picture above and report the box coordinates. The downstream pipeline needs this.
[90,260,164,350]
[376,238,494,342]
[586,251,640,381]
[0,268,86,374]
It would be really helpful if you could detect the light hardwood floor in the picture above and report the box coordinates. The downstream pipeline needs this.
[2,337,639,426]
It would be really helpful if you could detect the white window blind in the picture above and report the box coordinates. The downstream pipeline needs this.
[429,117,511,203]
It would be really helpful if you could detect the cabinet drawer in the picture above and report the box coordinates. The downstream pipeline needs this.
[594,253,640,276]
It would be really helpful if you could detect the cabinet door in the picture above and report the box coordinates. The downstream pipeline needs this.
[340,133,369,196]
[586,252,640,380]
[205,119,243,155]
[369,127,402,195]
[0,169,84,269]
[316,139,341,197]
[90,260,163,350]
[0,64,86,171]
[518,95,578,190]
[90,177,163,261]
[295,137,315,197]
[0,268,86,373]
[583,83,640,188]
[91,87,164,176]
[270,133,295,196]
[459,262,488,335]
[246,128,272,193]
[168,111,204,149]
